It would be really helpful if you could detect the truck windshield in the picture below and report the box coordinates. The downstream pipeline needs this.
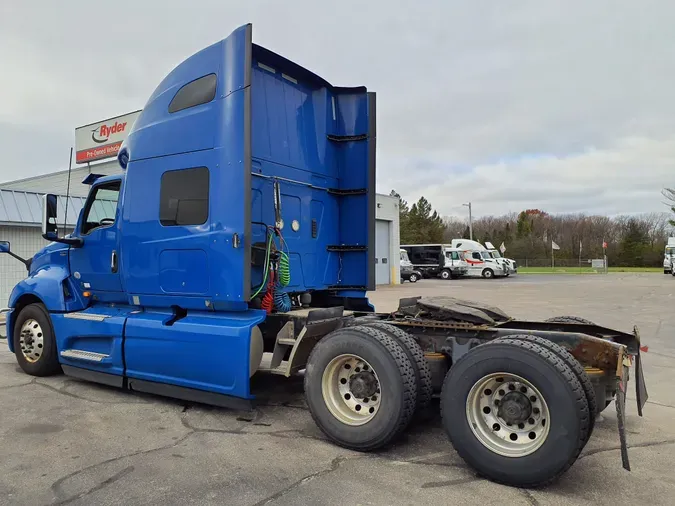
[491,250,502,258]
[667,247,675,256]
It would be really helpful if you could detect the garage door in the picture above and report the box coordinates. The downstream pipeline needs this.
[375,220,390,285]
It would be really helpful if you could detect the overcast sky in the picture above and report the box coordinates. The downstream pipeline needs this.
[1,1,673,218]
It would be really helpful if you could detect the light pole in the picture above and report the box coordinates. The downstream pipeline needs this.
[463,202,473,240]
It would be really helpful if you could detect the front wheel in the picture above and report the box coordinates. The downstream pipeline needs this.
[440,269,451,280]
[13,303,61,377]
[482,268,494,279]
[304,327,417,451]
[441,339,590,487]
[409,273,419,283]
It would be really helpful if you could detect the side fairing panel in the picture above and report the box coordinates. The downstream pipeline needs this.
[250,47,376,293]
[124,309,265,398]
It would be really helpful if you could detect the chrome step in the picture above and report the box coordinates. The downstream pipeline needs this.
[63,312,111,322]
[60,349,109,362]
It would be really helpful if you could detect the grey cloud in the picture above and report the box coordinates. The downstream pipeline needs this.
[1,0,673,218]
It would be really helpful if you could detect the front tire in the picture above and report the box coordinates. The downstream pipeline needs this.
[441,339,590,487]
[13,303,61,377]
[304,327,417,451]
[440,269,451,280]
[482,268,494,279]
[409,273,419,283]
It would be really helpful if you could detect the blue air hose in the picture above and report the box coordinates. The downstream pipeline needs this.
[273,283,292,313]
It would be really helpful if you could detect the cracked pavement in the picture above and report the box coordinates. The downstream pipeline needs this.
[1,274,675,505]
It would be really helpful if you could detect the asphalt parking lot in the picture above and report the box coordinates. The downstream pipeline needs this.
[1,273,674,505]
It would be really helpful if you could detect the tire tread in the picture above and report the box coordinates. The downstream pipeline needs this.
[544,315,594,325]
[363,322,433,411]
[304,326,417,451]
[495,334,597,439]
[442,339,589,488]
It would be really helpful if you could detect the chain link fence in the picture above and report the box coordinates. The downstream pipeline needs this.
[514,258,607,272]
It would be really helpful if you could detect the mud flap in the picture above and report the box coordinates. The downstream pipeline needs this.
[634,338,649,417]
[615,363,630,471]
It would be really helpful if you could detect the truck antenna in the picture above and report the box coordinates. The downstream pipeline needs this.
[62,147,73,236]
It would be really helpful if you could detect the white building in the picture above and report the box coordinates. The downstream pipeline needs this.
[0,162,400,304]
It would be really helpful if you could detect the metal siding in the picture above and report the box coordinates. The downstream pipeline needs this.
[0,226,74,305]
[0,190,87,226]
[375,219,391,285]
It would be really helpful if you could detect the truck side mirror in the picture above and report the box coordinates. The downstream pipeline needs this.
[42,194,59,240]
[0,241,9,253]
[41,194,82,247]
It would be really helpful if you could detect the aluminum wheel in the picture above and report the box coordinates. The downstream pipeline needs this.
[321,354,382,426]
[19,319,44,363]
[466,372,550,457]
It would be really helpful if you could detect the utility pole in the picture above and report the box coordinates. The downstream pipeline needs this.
[463,202,473,240]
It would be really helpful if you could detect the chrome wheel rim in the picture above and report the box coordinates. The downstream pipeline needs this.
[19,319,44,363]
[466,372,550,457]
[322,354,381,426]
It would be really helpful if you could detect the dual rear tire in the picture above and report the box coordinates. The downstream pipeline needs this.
[441,337,593,487]
[304,323,432,451]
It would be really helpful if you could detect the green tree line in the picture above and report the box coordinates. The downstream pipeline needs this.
[391,191,672,267]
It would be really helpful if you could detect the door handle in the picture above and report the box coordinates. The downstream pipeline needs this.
[111,250,118,273]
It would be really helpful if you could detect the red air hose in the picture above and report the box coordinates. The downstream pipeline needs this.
[261,269,276,314]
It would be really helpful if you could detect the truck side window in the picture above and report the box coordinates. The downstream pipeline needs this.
[81,181,121,235]
[160,167,209,226]
[168,74,217,113]
[472,252,481,260]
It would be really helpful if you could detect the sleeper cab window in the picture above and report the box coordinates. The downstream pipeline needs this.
[159,167,209,226]
[168,74,217,113]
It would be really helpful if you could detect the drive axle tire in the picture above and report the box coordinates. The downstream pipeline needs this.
[544,315,594,325]
[13,303,61,377]
[363,322,433,412]
[441,339,590,488]
[495,334,596,440]
[304,326,417,451]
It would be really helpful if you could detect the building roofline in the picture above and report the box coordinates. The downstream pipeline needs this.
[0,158,120,187]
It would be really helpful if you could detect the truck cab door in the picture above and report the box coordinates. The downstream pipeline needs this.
[69,179,124,299]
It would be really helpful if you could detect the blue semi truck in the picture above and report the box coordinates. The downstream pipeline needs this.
[0,23,647,487]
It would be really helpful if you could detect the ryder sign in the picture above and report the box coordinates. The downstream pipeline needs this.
[75,110,141,163]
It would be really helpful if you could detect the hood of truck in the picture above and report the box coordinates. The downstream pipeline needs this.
[29,241,70,276]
